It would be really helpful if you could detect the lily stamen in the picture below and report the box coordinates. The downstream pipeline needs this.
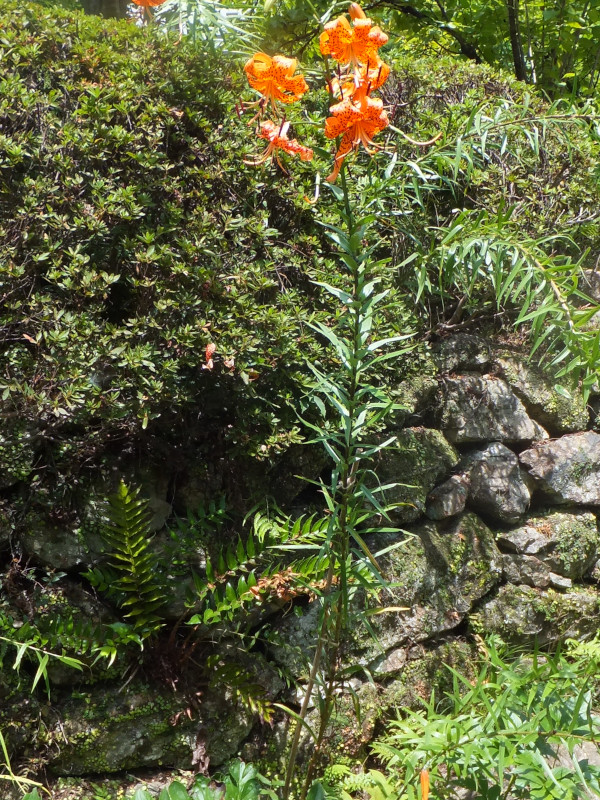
[244,120,314,171]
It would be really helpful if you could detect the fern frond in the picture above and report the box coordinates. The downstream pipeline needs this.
[207,656,274,724]
[100,481,167,637]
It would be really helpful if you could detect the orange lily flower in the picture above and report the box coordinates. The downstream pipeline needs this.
[131,0,166,21]
[329,58,390,99]
[319,4,388,68]
[244,120,313,171]
[244,53,309,113]
[348,2,367,19]
[324,82,389,182]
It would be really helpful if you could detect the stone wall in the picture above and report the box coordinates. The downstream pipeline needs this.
[2,333,600,777]
[364,334,600,652]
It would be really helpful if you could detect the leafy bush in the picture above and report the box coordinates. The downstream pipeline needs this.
[368,638,600,800]
[130,760,273,800]
[0,0,326,504]
[1,0,599,528]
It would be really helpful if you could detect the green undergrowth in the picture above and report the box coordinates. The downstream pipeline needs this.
[312,637,600,800]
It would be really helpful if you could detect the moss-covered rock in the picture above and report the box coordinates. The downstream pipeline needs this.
[520,433,600,506]
[371,427,459,523]
[466,442,531,524]
[45,681,253,775]
[496,510,600,579]
[0,688,40,760]
[470,584,600,644]
[432,335,491,374]
[425,474,469,520]
[269,513,502,677]
[254,639,477,773]
[388,349,439,427]
[359,513,503,663]
[18,510,104,570]
[493,354,589,434]
[439,376,538,443]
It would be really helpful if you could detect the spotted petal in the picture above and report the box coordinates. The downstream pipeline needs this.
[244,52,308,107]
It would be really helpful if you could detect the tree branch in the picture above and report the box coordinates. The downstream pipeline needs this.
[506,0,528,81]
[369,0,481,62]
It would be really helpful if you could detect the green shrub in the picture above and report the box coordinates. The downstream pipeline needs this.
[0,0,325,500]
[130,760,273,800]
[1,0,599,526]
[370,638,600,800]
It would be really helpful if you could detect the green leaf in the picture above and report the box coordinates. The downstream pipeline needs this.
[133,790,155,800]
[31,653,49,693]
[166,781,192,800]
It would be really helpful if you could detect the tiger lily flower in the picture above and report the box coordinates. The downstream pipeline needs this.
[329,58,390,99]
[319,4,388,68]
[244,53,309,114]
[244,120,313,172]
[132,0,167,21]
[324,82,389,182]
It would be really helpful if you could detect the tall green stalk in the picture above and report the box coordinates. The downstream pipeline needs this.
[282,167,410,800]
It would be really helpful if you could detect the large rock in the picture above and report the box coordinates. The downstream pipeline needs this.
[519,432,600,505]
[502,554,572,590]
[373,512,501,653]
[371,427,459,523]
[268,514,502,678]
[494,355,588,434]
[426,474,469,520]
[265,443,330,507]
[17,469,176,571]
[439,376,539,443]
[432,335,491,373]
[471,584,600,644]
[47,681,254,775]
[391,354,438,428]
[466,442,531,523]
[19,509,105,571]
[502,554,550,588]
[496,510,599,579]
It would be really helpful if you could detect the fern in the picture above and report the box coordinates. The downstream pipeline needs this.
[189,512,334,628]
[99,481,167,638]
[206,655,274,724]
[166,497,228,572]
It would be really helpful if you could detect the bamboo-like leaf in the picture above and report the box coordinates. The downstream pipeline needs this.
[31,653,49,693]
[312,281,353,305]
[13,642,28,672]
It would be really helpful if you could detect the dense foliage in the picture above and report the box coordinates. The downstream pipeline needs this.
[313,639,600,800]
[0,0,331,517]
[2,0,600,797]
[149,0,600,97]
[374,0,600,96]
[1,0,599,530]
[372,639,600,800]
